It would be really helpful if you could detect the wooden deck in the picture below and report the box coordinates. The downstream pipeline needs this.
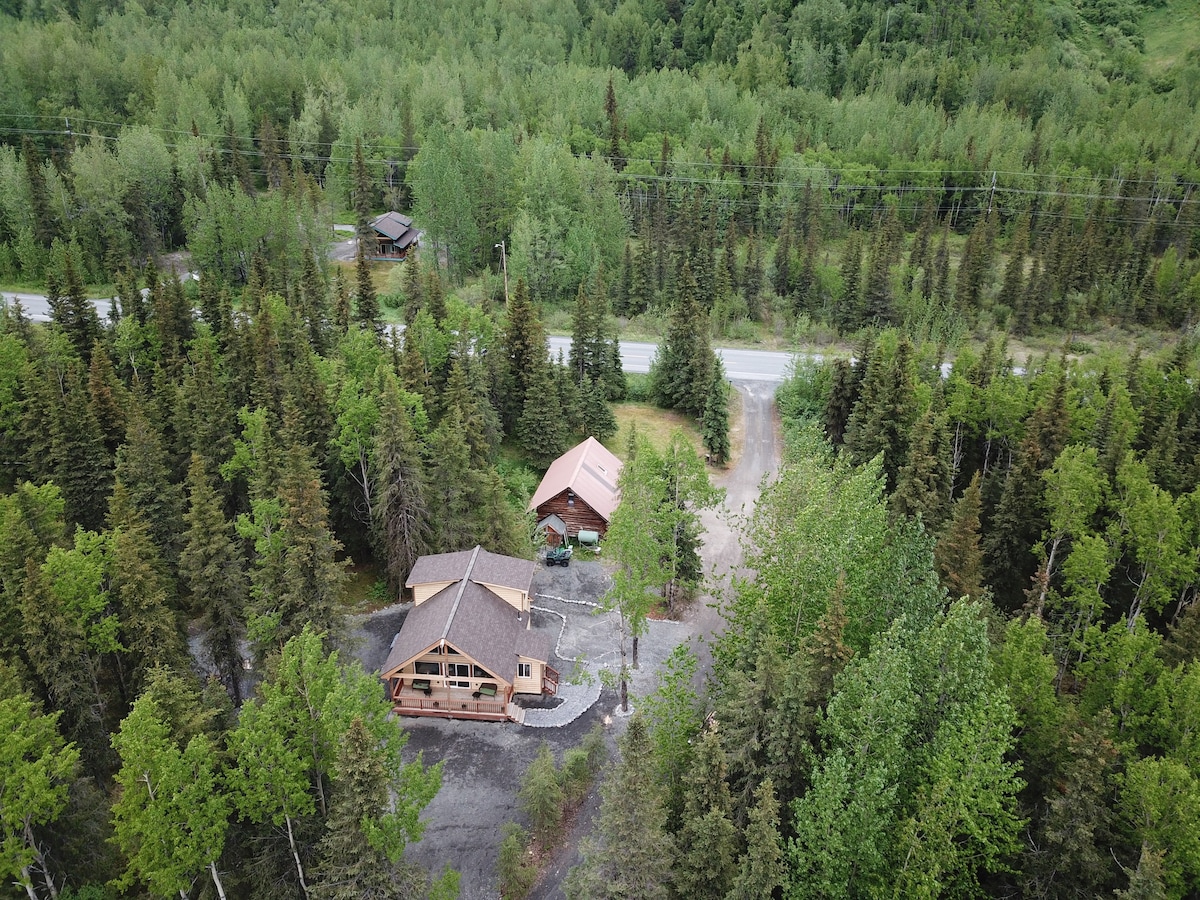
[392,686,515,722]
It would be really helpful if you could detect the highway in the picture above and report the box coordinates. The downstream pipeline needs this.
[547,335,795,383]
[5,292,797,384]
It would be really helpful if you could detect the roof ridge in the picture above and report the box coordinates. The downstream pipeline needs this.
[569,439,589,487]
[440,545,481,643]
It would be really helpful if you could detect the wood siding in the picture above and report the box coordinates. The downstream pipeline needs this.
[413,581,455,605]
[535,490,608,540]
[476,582,529,614]
[514,657,544,694]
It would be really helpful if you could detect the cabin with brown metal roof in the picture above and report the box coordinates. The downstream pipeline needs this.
[379,546,558,723]
[528,437,622,546]
[370,211,419,259]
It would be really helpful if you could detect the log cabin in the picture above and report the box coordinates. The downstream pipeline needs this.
[380,546,558,723]
[528,436,622,545]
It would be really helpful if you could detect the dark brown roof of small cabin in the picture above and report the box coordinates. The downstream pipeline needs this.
[371,211,414,241]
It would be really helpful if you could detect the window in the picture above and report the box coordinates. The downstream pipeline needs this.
[447,663,471,688]
[414,661,440,676]
[472,665,492,679]
[518,663,532,679]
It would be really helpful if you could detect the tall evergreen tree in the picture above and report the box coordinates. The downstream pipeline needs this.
[935,472,986,603]
[352,137,374,249]
[565,716,674,900]
[844,335,919,491]
[701,360,731,466]
[500,278,547,432]
[371,378,431,595]
[112,397,185,573]
[353,245,381,337]
[673,727,737,900]
[836,230,864,333]
[650,260,716,418]
[312,718,405,900]
[181,454,248,704]
[725,778,784,900]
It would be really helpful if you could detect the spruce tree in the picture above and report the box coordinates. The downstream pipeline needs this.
[331,268,351,336]
[353,244,381,336]
[372,378,431,595]
[651,260,716,418]
[425,409,481,551]
[501,278,547,433]
[701,361,731,466]
[518,355,570,468]
[312,718,401,900]
[112,397,185,573]
[271,438,348,649]
[836,230,864,332]
[53,244,102,363]
[844,335,919,491]
[725,778,785,900]
[87,345,129,456]
[772,216,793,299]
[22,137,56,248]
[565,716,674,900]
[106,500,189,698]
[890,406,952,529]
[352,137,374,249]
[46,361,113,533]
[674,728,737,900]
[181,453,248,704]
[935,472,985,603]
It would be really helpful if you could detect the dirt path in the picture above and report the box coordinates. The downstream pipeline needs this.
[686,380,781,678]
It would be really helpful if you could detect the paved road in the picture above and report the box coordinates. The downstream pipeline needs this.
[550,335,795,383]
[8,291,800,383]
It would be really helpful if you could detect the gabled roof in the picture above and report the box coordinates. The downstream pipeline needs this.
[371,211,414,241]
[537,514,568,536]
[528,436,623,522]
[382,553,549,680]
[405,545,534,594]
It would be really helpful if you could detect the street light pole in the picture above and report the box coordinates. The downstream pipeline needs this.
[495,241,509,305]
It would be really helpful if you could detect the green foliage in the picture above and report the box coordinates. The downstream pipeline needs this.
[0,676,79,898]
[519,742,564,846]
[497,823,537,900]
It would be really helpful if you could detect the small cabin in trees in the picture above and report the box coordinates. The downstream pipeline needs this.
[370,211,419,259]
[528,436,622,546]
[380,546,558,722]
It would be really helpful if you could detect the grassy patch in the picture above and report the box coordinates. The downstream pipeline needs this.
[1142,0,1200,74]
[340,561,389,613]
[607,401,704,461]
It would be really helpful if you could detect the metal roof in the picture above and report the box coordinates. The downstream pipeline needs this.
[528,436,623,522]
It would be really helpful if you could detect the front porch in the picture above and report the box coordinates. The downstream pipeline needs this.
[391,682,513,721]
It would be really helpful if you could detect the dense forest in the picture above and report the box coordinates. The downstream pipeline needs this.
[2,0,1200,896]
[568,333,1200,898]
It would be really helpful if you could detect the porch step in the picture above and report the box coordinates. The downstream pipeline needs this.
[507,702,526,725]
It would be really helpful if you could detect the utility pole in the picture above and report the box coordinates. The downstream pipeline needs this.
[495,240,509,304]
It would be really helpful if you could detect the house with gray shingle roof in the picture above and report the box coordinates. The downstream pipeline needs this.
[370,211,419,259]
[380,546,558,722]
